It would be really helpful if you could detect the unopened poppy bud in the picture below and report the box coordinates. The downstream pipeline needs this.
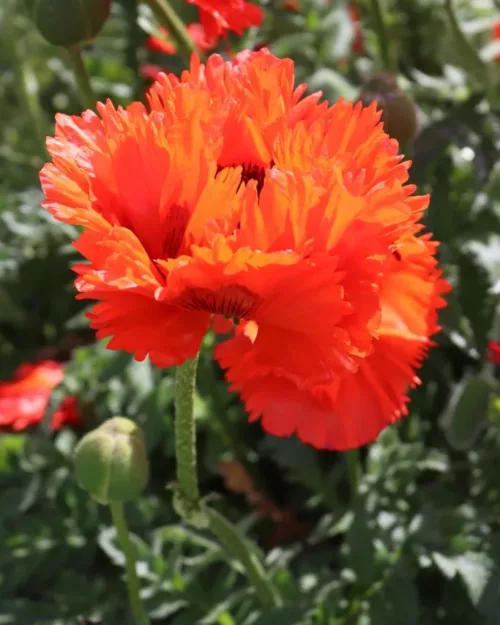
[74,417,149,504]
[359,73,418,146]
[25,0,111,47]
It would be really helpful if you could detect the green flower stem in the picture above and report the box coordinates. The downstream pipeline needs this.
[368,0,394,72]
[345,449,361,499]
[444,0,492,92]
[110,502,150,625]
[173,354,281,608]
[8,11,46,155]
[142,0,202,61]
[121,0,143,100]
[206,507,281,609]
[174,354,201,517]
[67,45,96,109]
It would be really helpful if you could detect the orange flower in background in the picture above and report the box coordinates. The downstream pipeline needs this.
[487,340,500,364]
[147,24,217,56]
[40,49,449,450]
[0,361,80,431]
[188,0,263,42]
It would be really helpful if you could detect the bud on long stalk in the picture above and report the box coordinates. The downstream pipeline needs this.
[74,417,149,504]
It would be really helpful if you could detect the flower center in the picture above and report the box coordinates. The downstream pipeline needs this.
[174,284,260,320]
[240,162,267,194]
[161,204,190,259]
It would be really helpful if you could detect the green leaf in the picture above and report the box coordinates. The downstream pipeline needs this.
[441,376,493,450]
[346,499,376,587]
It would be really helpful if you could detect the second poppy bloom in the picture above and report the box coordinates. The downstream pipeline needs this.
[40,50,448,450]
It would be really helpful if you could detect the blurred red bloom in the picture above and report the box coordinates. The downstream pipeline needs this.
[188,0,263,41]
[147,23,217,56]
[141,63,165,82]
[491,22,500,60]
[41,50,449,450]
[348,3,364,54]
[487,340,500,364]
[0,361,80,431]
[283,0,300,11]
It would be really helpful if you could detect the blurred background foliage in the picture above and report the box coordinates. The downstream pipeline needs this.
[2,0,500,623]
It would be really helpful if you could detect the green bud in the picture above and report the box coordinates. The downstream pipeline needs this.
[74,417,149,505]
[359,73,418,147]
[25,0,111,47]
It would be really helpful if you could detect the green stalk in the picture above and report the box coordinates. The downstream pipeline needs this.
[110,502,150,625]
[345,449,361,499]
[444,0,492,92]
[368,0,394,72]
[67,45,96,109]
[174,354,201,519]
[142,0,201,61]
[173,354,281,608]
[206,507,281,609]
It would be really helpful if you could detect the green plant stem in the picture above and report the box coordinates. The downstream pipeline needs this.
[206,507,281,609]
[142,0,201,61]
[174,354,201,514]
[345,449,360,499]
[8,12,46,154]
[444,0,491,92]
[173,354,281,608]
[121,0,143,100]
[67,45,96,109]
[110,502,150,625]
[368,0,392,71]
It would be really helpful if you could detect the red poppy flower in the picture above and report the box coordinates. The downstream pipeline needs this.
[0,361,80,431]
[488,340,500,364]
[348,3,364,54]
[141,63,165,82]
[147,23,217,56]
[188,0,263,42]
[491,22,500,61]
[40,49,449,450]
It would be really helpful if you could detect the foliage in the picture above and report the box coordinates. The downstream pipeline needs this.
[2,0,500,623]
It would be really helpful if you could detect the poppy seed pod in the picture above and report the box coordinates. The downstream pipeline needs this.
[74,417,149,504]
[25,0,111,47]
[359,73,418,147]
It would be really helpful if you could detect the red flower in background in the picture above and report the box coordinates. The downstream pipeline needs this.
[348,3,364,54]
[487,340,500,364]
[283,0,300,11]
[188,0,263,42]
[0,361,80,431]
[41,50,448,450]
[491,22,500,60]
[141,63,165,82]
[147,24,217,56]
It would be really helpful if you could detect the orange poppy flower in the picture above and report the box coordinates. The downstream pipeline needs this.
[147,24,217,56]
[188,0,263,42]
[40,49,449,450]
[0,361,80,431]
